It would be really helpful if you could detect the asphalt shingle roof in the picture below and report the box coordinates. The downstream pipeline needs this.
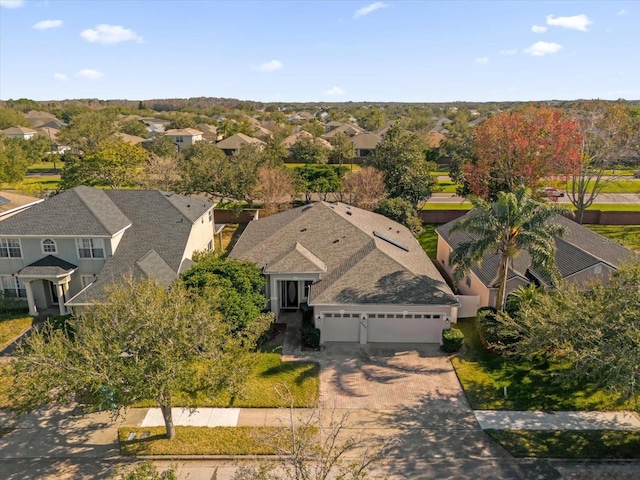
[18,255,77,277]
[230,202,457,307]
[437,211,639,288]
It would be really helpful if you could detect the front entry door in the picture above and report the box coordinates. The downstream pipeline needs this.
[280,281,298,310]
[49,281,58,305]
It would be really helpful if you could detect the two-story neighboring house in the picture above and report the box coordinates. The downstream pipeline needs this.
[164,128,203,152]
[0,186,215,316]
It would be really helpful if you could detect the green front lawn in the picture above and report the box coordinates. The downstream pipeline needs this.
[586,203,640,212]
[486,430,640,459]
[451,319,639,411]
[134,352,319,408]
[119,426,286,456]
[422,202,472,211]
[0,314,33,352]
[545,179,640,194]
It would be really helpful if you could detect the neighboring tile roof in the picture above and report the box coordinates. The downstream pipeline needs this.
[2,126,37,135]
[36,127,59,142]
[436,211,638,288]
[18,255,77,277]
[0,191,43,219]
[351,133,382,150]
[216,133,265,150]
[164,128,203,136]
[283,131,332,149]
[0,186,131,236]
[323,124,364,139]
[230,202,457,307]
[116,132,146,144]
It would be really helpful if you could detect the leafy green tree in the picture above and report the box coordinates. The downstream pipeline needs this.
[11,278,271,440]
[143,136,179,159]
[374,197,423,235]
[60,141,149,189]
[119,118,149,138]
[178,141,230,198]
[5,98,42,113]
[0,107,30,129]
[181,252,268,330]
[301,119,325,138]
[497,263,640,401]
[58,110,118,154]
[356,107,386,131]
[0,137,29,184]
[290,136,330,165]
[367,126,437,207]
[448,186,570,311]
[6,135,50,164]
[294,165,346,202]
[229,144,267,207]
[328,133,354,166]
[262,130,289,165]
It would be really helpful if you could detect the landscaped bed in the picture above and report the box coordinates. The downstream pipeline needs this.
[451,318,639,411]
[486,429,640,459]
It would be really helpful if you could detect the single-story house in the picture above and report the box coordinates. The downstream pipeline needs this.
[230,202,459,344]
[1,126,38,140]
[0,191,44,220]
[350,133,382,159]
[0,186,215,316]
[436,213,638,308]
[216,133,266,156]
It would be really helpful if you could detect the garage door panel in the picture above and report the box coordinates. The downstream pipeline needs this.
[368,315,443,343]
[322,315,360,342]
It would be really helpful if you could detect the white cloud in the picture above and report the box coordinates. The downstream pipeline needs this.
[80,24,143,45]
[53,73,68,81]
[354,2,388,19]
[33,19,63,30]
[0,0,24,8]
[531,25,547,33]
[257,60,283,72]
[77,69,104,80]
[325,86,345,96]
[524,41,563,56]
[617,9,628,16]
[475,57,489,64]
[546,14,593,31]
[500,49,517,55]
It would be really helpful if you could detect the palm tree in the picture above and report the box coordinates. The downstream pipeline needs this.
[449,186,571,312]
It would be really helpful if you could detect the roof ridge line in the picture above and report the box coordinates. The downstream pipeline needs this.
[312,239,376,297]
[74,187,130,236]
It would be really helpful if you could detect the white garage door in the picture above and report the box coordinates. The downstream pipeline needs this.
[367,313,444,343]
[321,313,360,342]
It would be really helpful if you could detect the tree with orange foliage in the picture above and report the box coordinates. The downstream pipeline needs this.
[465,106,582,199]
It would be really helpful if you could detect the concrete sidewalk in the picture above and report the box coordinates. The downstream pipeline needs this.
[474,410,640,431]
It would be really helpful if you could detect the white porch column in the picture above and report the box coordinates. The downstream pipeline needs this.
[56,283,66,315]
[24,280,38,317]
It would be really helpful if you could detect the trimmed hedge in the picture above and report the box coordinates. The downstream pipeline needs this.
[442,328,464,352]
[301,323,320,349]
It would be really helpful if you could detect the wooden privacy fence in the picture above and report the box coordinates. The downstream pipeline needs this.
[420,209,640,225]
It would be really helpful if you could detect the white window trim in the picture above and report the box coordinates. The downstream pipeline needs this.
[1,275,26,298]
[76,238,105,260]
[41,238,58,254]
[0,238,22,259]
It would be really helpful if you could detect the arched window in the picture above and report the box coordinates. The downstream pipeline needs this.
[42,238,57,254]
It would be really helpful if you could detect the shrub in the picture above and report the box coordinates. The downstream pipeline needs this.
[475,307,521,353]
[0,292,29,317]
[442,328,464,353]
[301,323,320,349]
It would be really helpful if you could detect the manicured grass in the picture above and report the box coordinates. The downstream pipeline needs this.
[2,176,60,192]
[436,181,459,194]
[283,163,362,171]
[134,352,319,408]
[27,161,60,174]
[119,426,286,456]
[585,224,640,252]
[0,314,33,351]
[544,179,640,194]
[451,318,639,411]
[417,224,439,259]
[422,202,472,211]
[486,430,640,459]
[586,203,640,212]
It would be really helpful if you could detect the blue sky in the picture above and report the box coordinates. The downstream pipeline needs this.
[0,0,637,102]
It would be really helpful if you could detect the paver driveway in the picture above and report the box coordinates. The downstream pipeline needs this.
[320,342,469,410]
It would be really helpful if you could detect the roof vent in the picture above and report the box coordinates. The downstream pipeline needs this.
[346,210,352,215]
[373,230,409,252]
[332,239,339,244]
[301,227,307,232]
